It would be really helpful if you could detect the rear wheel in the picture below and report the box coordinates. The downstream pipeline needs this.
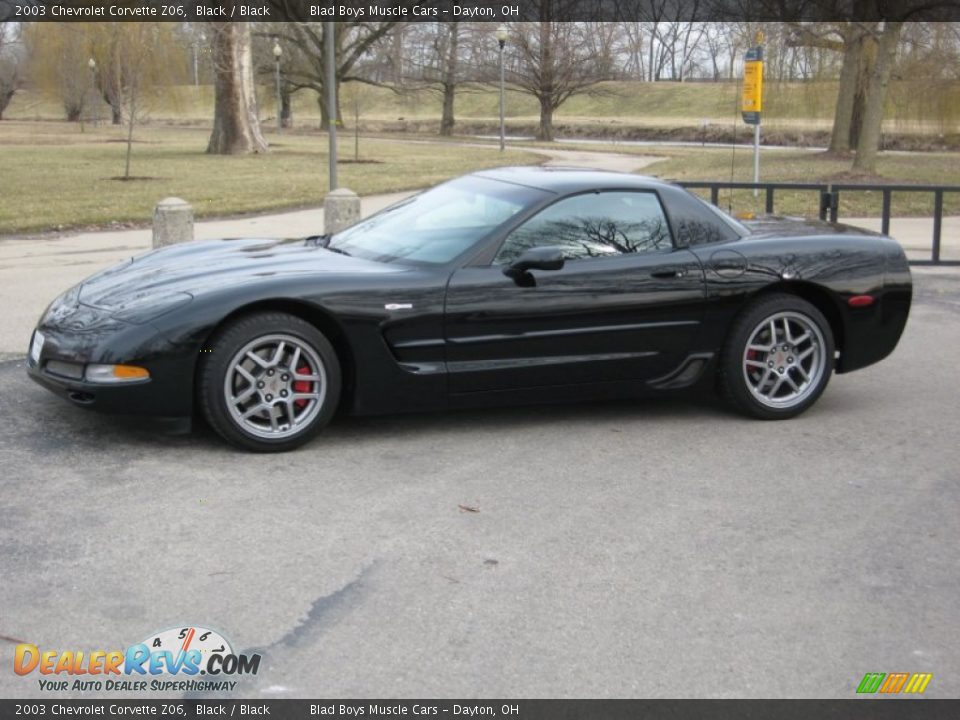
[719,294,834,420]
[199,313,341,452]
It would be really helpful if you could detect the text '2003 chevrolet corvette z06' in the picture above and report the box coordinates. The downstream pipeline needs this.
[27,168,912,452]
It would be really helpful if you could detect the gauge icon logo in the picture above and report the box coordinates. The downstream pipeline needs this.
[142,626,233,664]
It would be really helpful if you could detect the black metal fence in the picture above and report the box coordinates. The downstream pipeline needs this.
[677,181,960,266]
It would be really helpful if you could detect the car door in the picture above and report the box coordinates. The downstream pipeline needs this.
[443,190,706,394]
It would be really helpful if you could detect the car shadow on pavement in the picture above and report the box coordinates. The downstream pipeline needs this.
[15,370,732,454]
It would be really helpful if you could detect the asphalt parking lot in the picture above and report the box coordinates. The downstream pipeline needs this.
[1,270,958,700]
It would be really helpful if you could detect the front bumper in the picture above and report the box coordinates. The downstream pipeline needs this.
[26,320,197,419]
[27,358,154,414]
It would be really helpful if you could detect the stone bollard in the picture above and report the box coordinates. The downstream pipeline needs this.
[324,188,361,235]
[152,197,194,248]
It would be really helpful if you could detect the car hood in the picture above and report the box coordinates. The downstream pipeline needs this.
[78,237,403,312]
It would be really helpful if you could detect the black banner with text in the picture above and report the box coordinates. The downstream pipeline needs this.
[1,699,960,719]
[2,0,960,23]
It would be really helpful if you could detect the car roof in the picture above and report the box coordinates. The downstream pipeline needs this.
[472,166,676,194]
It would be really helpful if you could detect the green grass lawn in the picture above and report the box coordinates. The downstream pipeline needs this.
[0,122,541,236]
[2,120,958,237]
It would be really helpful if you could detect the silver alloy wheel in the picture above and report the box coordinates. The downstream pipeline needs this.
[741,310,826,409]
[223,333,327,439]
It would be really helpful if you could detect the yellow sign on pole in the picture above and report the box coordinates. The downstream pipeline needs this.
[741,46,763,125]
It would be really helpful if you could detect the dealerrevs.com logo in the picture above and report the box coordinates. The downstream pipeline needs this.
[14,626,261,693]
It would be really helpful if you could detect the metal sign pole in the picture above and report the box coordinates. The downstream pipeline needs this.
[741,32,764,198]
[325,21,338,191]
[754,124,760,197]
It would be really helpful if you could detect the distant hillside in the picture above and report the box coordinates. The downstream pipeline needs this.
[7,79,959,140]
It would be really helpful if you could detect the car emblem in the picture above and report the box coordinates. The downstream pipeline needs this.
[384,303,413,311]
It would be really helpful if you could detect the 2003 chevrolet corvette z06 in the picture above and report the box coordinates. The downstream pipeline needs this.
[28,168,912,451]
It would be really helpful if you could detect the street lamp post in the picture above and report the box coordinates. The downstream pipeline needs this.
[273,41,283,134]
[496,26,508,152]
[192,41,199,86]
[325,21,337,191]
[87,58,99,127]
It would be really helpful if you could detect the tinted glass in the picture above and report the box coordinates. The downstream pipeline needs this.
[328,176,549,265]
[494,191,672,265]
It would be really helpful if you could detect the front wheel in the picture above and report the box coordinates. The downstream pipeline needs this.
[199,312,341,452]
[719,294,834,420]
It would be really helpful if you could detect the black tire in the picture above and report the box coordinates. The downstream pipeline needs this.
[199,312,341,452]
[718,293,835,420]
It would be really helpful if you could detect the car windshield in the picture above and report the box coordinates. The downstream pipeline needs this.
[326,176,550,265]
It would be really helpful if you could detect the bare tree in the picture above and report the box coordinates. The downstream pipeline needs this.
[266,21,399,130]
[508,4,613,141]
[27,24,90,122]
[437,22,461,136]
[113,24,177,178]
[0,22,24,119]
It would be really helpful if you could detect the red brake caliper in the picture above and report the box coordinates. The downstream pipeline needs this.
[292,364,312,409]
[746,349,758,374]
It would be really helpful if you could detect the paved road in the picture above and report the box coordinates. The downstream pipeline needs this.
[1,271,958,699]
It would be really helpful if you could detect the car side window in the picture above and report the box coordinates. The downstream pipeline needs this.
[493,191,673,265]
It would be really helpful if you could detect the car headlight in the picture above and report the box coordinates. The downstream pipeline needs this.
[85,364,151,384]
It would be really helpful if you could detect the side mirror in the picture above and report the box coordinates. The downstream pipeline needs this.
[503,246,565,282]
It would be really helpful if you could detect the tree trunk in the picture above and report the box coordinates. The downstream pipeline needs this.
[439,23,459,136]
[206,22,268,155]
[65,104,81,122]
[853,22,903,174]
[111,104,122,125]
[848,34,876,148]
[828,28,861,155]
[0,88,15,119]
[538,95,554,142]
[124,84,136,179]
[826,23,876,155]
[537,21,554,142]
[440,82,455,136]
[317,85,343,132]
[280,86,292,129]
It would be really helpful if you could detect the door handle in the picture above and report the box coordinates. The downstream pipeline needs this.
[651,268,686,279]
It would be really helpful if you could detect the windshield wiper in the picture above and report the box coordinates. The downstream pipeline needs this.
[306,234,352,256]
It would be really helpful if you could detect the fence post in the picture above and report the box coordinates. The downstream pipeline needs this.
[152,198,193,248]
[881,189,892,236]
[932,190,943,264]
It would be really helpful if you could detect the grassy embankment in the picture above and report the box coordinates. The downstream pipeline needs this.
[8,80,959,144]
[0,122,539,236]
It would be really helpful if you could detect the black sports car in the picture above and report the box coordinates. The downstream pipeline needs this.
[28,168,912,451]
